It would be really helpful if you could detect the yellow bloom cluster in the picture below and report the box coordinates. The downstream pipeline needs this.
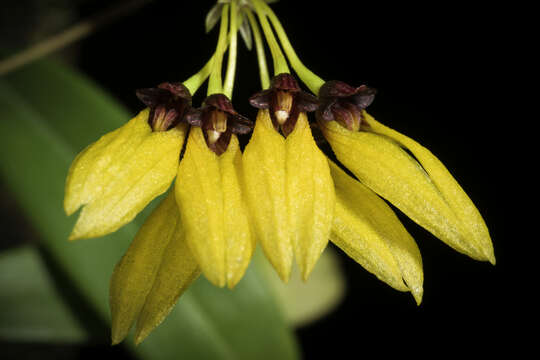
[63,0,494,345]
[64,99,494,344]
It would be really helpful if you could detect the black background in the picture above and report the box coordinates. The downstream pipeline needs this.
[2,0,516,358]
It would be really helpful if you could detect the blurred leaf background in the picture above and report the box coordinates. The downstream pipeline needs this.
[1,0,512,359]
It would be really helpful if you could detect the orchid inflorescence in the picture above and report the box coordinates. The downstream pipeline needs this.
[63,0,495,345]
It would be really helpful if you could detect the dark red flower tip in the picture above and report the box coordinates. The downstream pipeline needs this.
[186,93,253,155]
[136,82,192,131]
[316,80,376,131]
[249,73,319,137]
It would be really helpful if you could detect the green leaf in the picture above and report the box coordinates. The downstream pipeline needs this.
[0,246,87,343]
[259,247,346,327]
[0,59,299,359]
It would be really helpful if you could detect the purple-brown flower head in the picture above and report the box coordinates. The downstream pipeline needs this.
[185,94,253,155]
[249,73,319,137]
[316,80,377,131]
[136,82,192,132]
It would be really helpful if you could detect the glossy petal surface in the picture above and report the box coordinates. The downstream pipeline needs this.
[321,119,485,260]
[176,128,253,288]
[243,110,292,281]
[109,192,179,344]
[330,162,423,303]
[363,113,495,264]
[134,220,200,345]
[64,109,186,240]
[286,114,334,280]
[243,110,334,281]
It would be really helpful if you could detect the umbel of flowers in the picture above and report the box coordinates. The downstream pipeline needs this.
[63,0,495,345]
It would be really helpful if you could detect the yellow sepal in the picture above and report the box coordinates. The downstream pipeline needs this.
[243,110,292,281]
[286,113,335,280]
[133,217,200,345]
[175,128,253,288]
[363,113,495,264]
[320,119,485,261]
[243,110,334,281]
[109,191,181,345]
[64,109,187,240]
[329,161,424,304]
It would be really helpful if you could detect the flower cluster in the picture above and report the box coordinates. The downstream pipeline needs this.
[63,0,494,345]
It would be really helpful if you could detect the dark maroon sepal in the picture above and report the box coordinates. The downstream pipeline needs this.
[249,89,273,109]
[190,94,253,155]
[228,114,253,134]
[318,81,376,106]
[184,107,203,127]
[249,73,319,137]
[136,82,192,131]
[317,80,376,131]
[296,91,319,113]
[271,73,301,92]
[136,88,171,108]
[199,94,254,135]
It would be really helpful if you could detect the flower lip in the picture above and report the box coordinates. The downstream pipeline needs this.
[185,93,253,155]
[317,80,377,131]
[136,82,192,132]
[249,73,319,137]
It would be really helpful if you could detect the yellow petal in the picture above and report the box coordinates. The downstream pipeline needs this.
[134,216,200,345]
[286,113,334,280]
[109,191,179,345]
[64,114,142,216]
[175,128,253,288]
[363,113,495,264]
[320,120,484,261]
[243,110,293,282]
[330,161,424,304]
[220,135,256,288]
[66,109,187,240]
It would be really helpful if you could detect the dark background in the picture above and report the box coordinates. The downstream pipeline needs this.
[2,0,515,358]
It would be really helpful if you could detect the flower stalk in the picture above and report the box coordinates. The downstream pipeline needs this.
[223,0,239,98]
[255,0,325,94]
[251,0,289,75]
[208,3,230,95]
[244,7,270,89]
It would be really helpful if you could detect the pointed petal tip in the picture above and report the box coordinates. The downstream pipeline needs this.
[67,231,81,241]
[226,272,245,289]
[471,246,495,265]
[63,204,74,217]
[485,247,496,265]
[299,262,317,283]
[205,272,227,288]
[110,320,130,346]
[68,227,93,241]
[110,334,123,346]
[411,286,424,306]
[276,268,292,284]
[133,328,149,346]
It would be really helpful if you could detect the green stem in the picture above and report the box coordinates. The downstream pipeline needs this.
[252,0,289,76]
[182,54,215,95]
[244,8,270,89]
[260,1,325,95]
[223,1,239,98]
[208,4,230,96]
